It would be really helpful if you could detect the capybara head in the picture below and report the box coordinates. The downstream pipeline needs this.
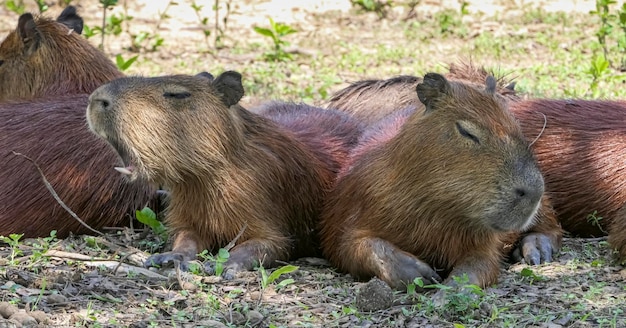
[405,73,544,231]
[0,6,122,102]
[87,71,244,184]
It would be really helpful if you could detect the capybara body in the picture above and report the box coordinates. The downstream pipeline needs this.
[0,95,154,237]
[86,72,362,276]
[0,6,122,102]
[320,73,545,293]
[326,66,563,265]
[0,7,154,238]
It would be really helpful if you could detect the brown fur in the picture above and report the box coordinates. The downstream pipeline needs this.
[0,7,155,238]
[320,73,545,292]
[86,72,362,276]
[326,64,563,265]
[0,6,122,102]
[0,95,154,237]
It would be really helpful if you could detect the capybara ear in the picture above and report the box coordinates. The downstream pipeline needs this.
[17,13,41,55]
[56,6,84,34]
[212,71,244,107]
[195,72,215,81]
[485,75,497,94]
[416,73,450,110]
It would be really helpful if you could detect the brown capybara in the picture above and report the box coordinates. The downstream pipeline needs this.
[0,7,155,238]
[0,6,122,102]
[0,95,154,237]
[325,66,563,266]
[320,73,545,295]
[86,71,363,277]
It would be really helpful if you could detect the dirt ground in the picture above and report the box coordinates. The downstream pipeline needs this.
[0,0,625,327]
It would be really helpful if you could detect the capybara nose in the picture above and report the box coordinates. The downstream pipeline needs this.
[88,87,114,112]
[513,159,545,205]
[92,98,110,111]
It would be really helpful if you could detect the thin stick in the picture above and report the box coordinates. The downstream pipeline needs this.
[224,223,247,251]
[12,151,104,236]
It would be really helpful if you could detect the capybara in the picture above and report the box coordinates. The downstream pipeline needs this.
[0,95,154,237]
[0,6,122,102]
[326,66,563,265]
[0,7,155,238]
[320,73,545,294]
[86,71,363,277]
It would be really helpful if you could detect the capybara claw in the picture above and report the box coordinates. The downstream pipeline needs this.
[515,233,555,265]
[145,252,188,269]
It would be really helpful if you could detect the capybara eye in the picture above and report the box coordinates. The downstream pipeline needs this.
[455,122,480,144]
[163,92,191,99]
[0,60,4,66]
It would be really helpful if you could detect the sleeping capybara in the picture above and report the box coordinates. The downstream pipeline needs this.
[86,71,363,277]
[327,63,626,262]
[320,73,545,294]
[0,95,154,237]
[0,7,155,238]
[326,66,563,265]
[0,6,122,102]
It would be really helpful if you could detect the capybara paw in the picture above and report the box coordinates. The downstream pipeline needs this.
[203,259,246,280]
[145,252,189,270]
[513,233,556,265]
[384,258,442,289]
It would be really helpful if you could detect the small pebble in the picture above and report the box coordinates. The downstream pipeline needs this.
[185,320,226,328]
[355,278,393,312]
[27,311,47,324]
[8,313,37,328]
[0,303,18,319]
[45,294,68,304]
[226,311,246,325]
[246,310,264,325]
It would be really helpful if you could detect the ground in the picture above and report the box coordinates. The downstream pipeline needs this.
[0,0,625,327]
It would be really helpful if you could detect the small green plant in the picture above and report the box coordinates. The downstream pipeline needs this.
[519,267,546,283]
[4,0,25,14]
[0,233,24,265]
[28,230,58,267]
[34,0,48,13]
[586,210,607,233]
[259,264,298,290]
[351,0,393,18]
[617,3,626,69]
[98,0,120,49]
[591,0,616,63]
[191,1,212,49]
[197,248,230,276]
[587,54,610,98]
[135,206,166,239]
[115,54,138,71]
[253,18,298,62]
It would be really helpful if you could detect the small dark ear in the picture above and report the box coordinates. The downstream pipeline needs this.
[195,71,215,81]
[212,71,244,107]
[17,13,41,55]
[416,73,450,110]
[485,75,497,94]
[505,81,516,91]
[57,6,84,34]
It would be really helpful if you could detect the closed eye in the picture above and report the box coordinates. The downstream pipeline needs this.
[163,92,191,99]
[456,122,480,144]
[0,60,4,66]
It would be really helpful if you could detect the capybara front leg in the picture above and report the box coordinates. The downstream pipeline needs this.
[347,236,441,290]
[145,230,199,270]
[432,254,500,305]
[205,238,287,280]
[608,204,626,263]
